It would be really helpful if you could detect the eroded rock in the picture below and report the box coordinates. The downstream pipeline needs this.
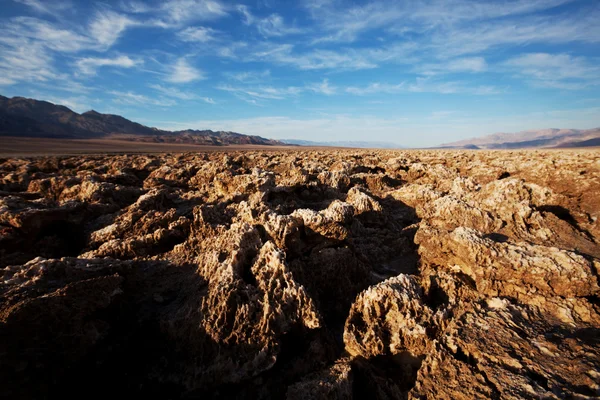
[0,149,599,399]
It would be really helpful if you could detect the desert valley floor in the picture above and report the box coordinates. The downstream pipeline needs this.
[1,148,599,399]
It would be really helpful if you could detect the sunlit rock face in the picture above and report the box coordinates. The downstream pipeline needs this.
[1,149,599,399]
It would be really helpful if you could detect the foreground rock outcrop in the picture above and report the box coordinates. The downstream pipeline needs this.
[1,149,599,399]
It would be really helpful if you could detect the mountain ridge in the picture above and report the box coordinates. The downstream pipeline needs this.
[0,95,284,146]
[440,127,600,149]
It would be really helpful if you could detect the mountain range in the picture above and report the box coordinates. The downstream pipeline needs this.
[0,95,284,146]
[2,95,599,149]
[440,128,600,149]
[281,139,403,149]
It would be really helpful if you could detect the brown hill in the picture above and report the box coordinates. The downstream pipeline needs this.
[441,127,600,149]
[0,95,284,146]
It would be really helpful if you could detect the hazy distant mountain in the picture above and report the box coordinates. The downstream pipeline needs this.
[281,139,403,149]
[440,128,600,149]
[0,95,284,146]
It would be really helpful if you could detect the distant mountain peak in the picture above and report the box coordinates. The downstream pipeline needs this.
[439,127,600,149]
[83,109,102,115]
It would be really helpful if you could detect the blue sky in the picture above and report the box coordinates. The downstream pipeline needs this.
[1,0,599,146]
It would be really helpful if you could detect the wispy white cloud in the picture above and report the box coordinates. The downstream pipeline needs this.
[212,1,598,77]
[237,6,302,37]
[407,78,502,95]
[249,43,378,70]
[148,84,197,100]
[504,53,600,90]
[0,42,57,85]
[429,13,600,58]
[0,76,17,85]
[164,0,227,23]
[13,0,71,17]
[0,35,94,91]
[214,39,417,71]
[299,0,599,85]
[305,0,405,43]
[166,58,204,83]
[237,5,254,24]
[418,57,487,75]
[409,0,574,24]
[307,79,336,95]
[217,78,340,103]
[256,14,303,37]
[224,69,271,83]
[120,1,154,14]
[215,41,248,59]
[2,17,93,52]
[75,55,140,75]
[2,12,140,55]
[89,10,138,49]
[305,0,578,44]
[346,82,406,95]
[149,83,215,104]
[145,0,227,28]
[0,12,195,87]
[217,84,302,101]
[346,78,501,95]
[109,90,177,107]
[177,26,219,42]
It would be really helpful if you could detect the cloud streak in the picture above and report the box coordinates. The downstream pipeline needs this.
[166,58,204,83]
[13,0,72,17]
[149,84,215,104]
[504,53,600,90]
[76,55,140,75]
[177,26,219,42]
[346,78,501,95]
[109,90,177,107]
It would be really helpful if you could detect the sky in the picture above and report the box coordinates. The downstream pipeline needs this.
[1,0,599,147]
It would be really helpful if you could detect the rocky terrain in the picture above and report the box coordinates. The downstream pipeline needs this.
[0,149,599,399]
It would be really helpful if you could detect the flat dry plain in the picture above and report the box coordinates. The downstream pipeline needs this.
[1,146,599,399]
[0,136,301,157]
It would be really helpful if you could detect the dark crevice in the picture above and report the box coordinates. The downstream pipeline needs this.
[424,276,450,310]
[351,353,424,399]
[352,166,386,174]
[453,345,502,399]
[32,220,88,258]
[241,260,258,286]
[525,369,550,391]
[484,232,509,243]
[452,344,478,367]
[265,184,341,215]
[254,223,271,245]
[537,205,595,240]
[237,245,259,287]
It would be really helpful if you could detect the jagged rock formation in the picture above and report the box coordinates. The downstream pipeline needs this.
[0,149,599,399]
